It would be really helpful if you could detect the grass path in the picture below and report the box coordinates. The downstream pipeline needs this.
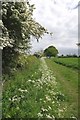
[45,58,78,118]
[38,57,78,118]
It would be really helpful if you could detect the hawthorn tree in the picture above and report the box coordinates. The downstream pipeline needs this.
[0,2,48,74]
[44,46,58,57]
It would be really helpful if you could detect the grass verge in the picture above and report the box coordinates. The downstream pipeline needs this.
[2,56,42,118]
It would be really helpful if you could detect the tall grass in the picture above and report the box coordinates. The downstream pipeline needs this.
[2,55,42,118]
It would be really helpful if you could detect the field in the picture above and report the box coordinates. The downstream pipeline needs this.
[2,56,79,119]
[54,57,79,70]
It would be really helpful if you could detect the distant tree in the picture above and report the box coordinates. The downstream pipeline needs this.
[72,54,77,57]
[61,54,64,57]
[44,46,58,57]
[58,54,65,58]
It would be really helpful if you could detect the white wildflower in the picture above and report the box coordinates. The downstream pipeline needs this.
[46,114,52,118]
[45,95,51,101]
[52,115,55,118]
[52,101,55,104]
[40,98,42,101]
[16,106,19,110]
[21,95,24,98]
[18,88,28,93]
[48,106,52,110]
[27,79,32,82]
[11,95,19,102]
[41,107,48,112]
[58,109,64,112]
[37,112,43,117]
[9,98,11,101]
[43,100,46,103]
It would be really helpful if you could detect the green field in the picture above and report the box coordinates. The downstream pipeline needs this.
[54,57,80,70]
[2,56,78,119]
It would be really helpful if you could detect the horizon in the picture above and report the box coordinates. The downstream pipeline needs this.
[30,46,79,56]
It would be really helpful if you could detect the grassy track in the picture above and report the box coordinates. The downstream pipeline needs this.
[45,58,78,118]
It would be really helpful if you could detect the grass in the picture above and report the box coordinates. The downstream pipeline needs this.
[45,57,78,118]
[54,57,80,70]
[2,56,67,118]
[2,56,79,119]
[2,55,42,118]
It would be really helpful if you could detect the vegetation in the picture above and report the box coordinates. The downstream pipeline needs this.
[1,1,48,75]
[53,57,80,70]
[1,1,79,119]
[2,55,41,118]
[34,51,44,58]
[45,58,78,118]
[2,2,47,48]
[44,46,58,57]
[59,54,78,58]
[2,56,78,118]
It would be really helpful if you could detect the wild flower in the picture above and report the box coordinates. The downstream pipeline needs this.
[18,88,28,93]
[39,98,42,101]
[58,112,61,117]
[58,109,64,112]
[41,107,48,112]
[37,112,43,117]
[6,115,11,118]
[43,100,46,103]
[31,80,35,83]
[16,106,19,110]
[21,95,24,98]
[27,79,32,82]
[52,101,55,104]
[71,116,77,119]
[9,98,11,101]
[63,107,67,110]
[40,86,42,89]
[52,115,55,118]
[46,114,52,118]
[45,95,51,101]
[48,106,52,110]
[10,95,21,102]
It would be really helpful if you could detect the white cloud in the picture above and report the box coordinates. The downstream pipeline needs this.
[30,0,79,55]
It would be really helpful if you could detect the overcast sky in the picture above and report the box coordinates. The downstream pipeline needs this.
[30,0,79,55]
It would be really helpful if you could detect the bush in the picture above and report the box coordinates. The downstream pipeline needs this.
[44,46,58,57]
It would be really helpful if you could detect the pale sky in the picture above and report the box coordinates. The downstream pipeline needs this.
[30,0,79,55]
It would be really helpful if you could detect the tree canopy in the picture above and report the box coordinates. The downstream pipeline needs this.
[44,46,58,57]
[1,1,48,74]
[1,2,47,51]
